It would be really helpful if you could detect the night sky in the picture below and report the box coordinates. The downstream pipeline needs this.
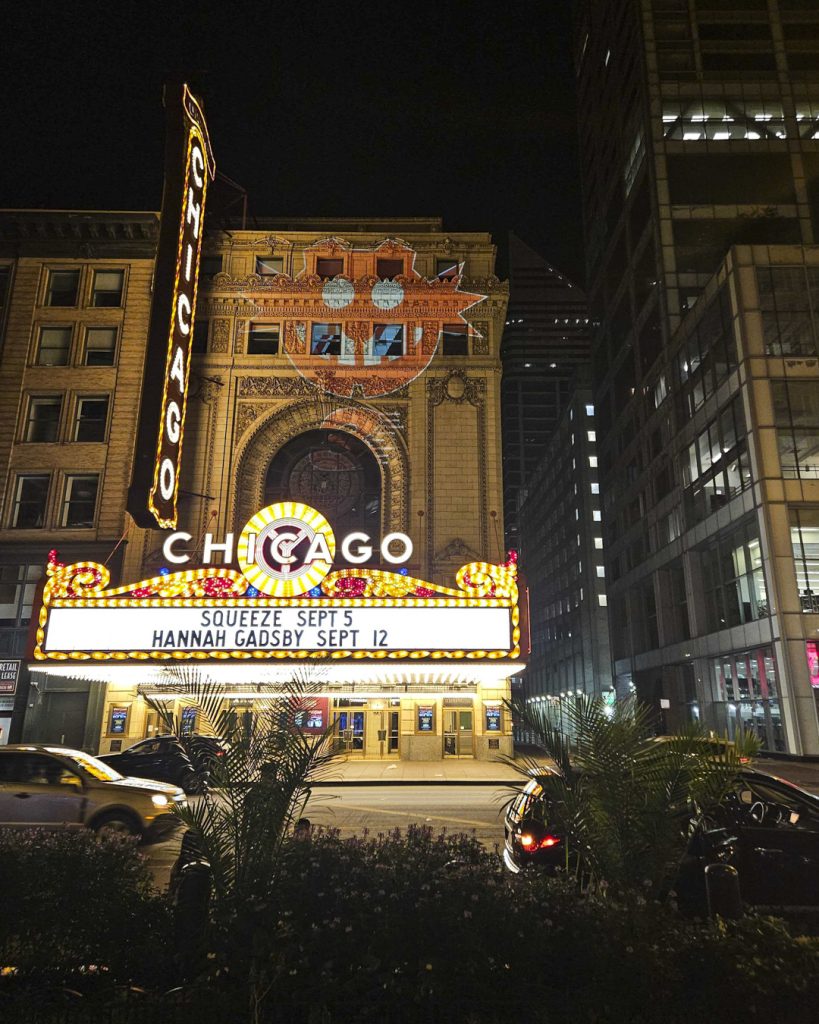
[1,1,583,280]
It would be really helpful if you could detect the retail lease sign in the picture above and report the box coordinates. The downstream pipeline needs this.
[128,83,215,530]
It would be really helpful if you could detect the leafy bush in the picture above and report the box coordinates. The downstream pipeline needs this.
[0,827,173,986]
[216,826,819,1023]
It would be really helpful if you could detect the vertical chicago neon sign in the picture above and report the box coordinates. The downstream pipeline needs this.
[129,84,215,529]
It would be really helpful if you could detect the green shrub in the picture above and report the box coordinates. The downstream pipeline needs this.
[229,826,819,1024]
[0,827,173,987]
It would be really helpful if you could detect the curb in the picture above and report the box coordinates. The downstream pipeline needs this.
[309,778,519,787]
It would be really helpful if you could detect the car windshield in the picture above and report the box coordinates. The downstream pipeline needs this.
[45,747,124,782]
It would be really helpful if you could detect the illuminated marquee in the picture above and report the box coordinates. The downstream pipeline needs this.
[33,553,522,663]
[128,84,216,529]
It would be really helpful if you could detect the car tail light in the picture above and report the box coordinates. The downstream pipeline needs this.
[518,832,561,851]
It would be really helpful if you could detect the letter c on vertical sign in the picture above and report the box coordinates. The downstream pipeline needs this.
[191,144,205,188]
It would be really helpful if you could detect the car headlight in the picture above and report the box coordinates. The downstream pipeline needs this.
[151,794,170,808]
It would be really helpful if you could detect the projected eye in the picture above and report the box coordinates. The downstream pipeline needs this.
[322,278,354,309]
[372,280,404,310]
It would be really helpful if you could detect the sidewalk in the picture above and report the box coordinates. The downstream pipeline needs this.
[311,749,552,786]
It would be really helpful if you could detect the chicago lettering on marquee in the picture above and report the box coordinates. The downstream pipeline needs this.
[128,83,216,529]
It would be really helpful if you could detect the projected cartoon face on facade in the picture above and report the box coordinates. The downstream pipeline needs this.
[259,238,483,398]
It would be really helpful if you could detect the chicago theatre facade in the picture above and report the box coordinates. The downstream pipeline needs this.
[0,210,517,760]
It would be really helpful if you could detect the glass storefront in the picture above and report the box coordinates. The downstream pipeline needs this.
[709,646,784,751]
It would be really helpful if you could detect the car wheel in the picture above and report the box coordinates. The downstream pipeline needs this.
[92,812,141,837]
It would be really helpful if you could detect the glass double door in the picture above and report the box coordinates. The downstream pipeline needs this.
[334,709,399,759]
[443,709,473,758]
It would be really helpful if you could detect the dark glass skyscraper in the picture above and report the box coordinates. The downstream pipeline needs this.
[573,0,819,754]
[500,233,591,548]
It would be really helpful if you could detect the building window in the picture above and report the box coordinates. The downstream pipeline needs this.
[74,397,109,442]
[757,266,819,358]
[256,257,283,276]
[683,396,751,525]
[587,431,596,442]
[594,537,603,549]
[592,511,601,522]
[0,563,42,656]
[772,380,819,480]
[588,456,598,468]
[596,565,605,578]
[36,326,71,366]
[790,509,819,612]
[442,323,468,356]
[200,255,223,278]
[192,318,209,354]
[247,323,280,355]
[311,322,342,355]
[315,258,344,279]
[25,397,62,443]
[436,258,460,280]
[84,327,117,366]
[373,324,403,357]
[585,404,594,416]
[377,258,404,279]
[45,269,79,307]
[591,483,600,494]
[91,270,125,307]
[61,474,99,528]
[598,594,608,607]
[12,475,49,528]
[700,519,768,630]
[710,648,782,752]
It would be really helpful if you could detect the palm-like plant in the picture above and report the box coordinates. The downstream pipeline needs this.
[140,666,337,914]
[507,695,759,898]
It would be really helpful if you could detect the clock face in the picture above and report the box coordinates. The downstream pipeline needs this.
[279,239,484,398]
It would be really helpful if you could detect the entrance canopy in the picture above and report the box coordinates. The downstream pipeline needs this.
[30,552,526,679]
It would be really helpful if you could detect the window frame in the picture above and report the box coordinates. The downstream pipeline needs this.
[255,256,284,277]
[90,269,125,308]
[44,268,80,308]
[83,326,118,366]
[247,322,281,356]
[35,325,73,366]
[73,395,110,443]
[436,258,461,281]
[60,473,100,529]
[441,323,469,357]
[372,323,405,357]
[11,473,50,529]
[24,395,63,443]
[310,322,342,356]
[315,257,345,280]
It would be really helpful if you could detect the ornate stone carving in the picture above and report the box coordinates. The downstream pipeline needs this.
[471,321,490,355]
[197,375,223,405]
[234,319,247,354]
[211,318,230,353]
[236,402,263,437]
[435,537,481,563]
[238,376,320,397]
[427,371,486,407]
[284,321,306,354]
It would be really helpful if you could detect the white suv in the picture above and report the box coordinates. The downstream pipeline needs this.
[0,745,187,841]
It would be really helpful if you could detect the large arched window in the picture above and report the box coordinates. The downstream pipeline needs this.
[264,429,381,540]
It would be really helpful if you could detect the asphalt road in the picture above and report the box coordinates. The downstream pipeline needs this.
[144,760,819,890]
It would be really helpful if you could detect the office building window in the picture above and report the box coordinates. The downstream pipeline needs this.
[315,258,344,279]
[790,509,819,612]
[192,318,209,354]
[442,323,468,356]
[710,648,782,752]
[683,396,751,525]
[757,266,819,357]
[83,327,117,366]
[61,474,99,528]
[436,258,460,280]
[25,397,62,443]
[700,519,768,630]
[376,258,404,279]
[74,397,109,442]
[45,269,79,306]
[772,380,819,480]
[36,326,71,366]
[311,322,342,355]
[0,562,42,631]
[91,270,124,307]
[373,324,403,357]
[12,475,49,529]
[256,257,283,276]
[248,323,280,355]
[674,286,737,416]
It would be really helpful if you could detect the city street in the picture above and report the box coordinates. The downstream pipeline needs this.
[144,759,819,889]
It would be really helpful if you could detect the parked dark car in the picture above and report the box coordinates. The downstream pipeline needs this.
[99,736,204,794]
[504,769,819,909]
